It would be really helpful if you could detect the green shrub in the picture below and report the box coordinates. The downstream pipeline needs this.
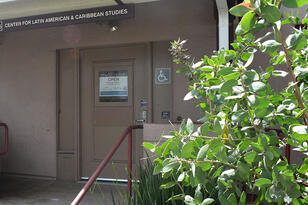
[145,0,308,204]
[129,158,188,205]
[111,158,194,205]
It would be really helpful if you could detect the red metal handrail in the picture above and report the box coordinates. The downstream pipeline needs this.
[72,125,143,205]
[0,121,8,155]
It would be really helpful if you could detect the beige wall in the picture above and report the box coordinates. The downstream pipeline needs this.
[0,0,216,177]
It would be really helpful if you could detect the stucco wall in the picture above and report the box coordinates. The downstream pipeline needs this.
[0,0,216,177]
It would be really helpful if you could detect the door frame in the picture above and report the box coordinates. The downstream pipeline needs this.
[57,43,153,181]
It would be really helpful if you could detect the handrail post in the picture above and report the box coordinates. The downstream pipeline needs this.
[72,127,130,205]
[127,126,133,195]
[71,125,143,204]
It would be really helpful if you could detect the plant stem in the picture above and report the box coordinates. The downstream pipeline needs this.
[194,135,257,141]
[178,158,237,169]
[277,30,308,125]
[179,134,256,141]
[172,175,185,196]
[209,94,213,115]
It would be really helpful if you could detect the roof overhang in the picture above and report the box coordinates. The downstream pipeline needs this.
[0,0,159,20]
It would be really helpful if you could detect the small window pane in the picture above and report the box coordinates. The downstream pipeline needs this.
[98,70,128,102]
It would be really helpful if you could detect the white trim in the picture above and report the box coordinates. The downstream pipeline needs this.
[216,0,229,50]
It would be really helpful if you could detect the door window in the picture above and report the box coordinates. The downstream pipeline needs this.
[94,62,133,107]
[98,70,128,102]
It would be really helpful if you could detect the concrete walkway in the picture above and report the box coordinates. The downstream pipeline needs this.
[0,176,126,205]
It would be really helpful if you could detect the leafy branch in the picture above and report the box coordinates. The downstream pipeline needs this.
[177,158,237,169]
[276,29,308,125]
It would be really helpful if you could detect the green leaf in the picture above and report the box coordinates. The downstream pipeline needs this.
[255,178,272,187]
[232,110,248,122]
[266,185,283,202]
[209,139,224,153]
[268,131,279,145]
[196,161,211,171]
[160,181,177,189]
[198,115,209,123]
[229,4,251,17]
[295,108,307,118]
[217,67,234,76]
[255,105,274,118]
[184,195,197,205]
[187,118,194,135]
[198,122,209,136]
[241,52,252,61]
[220,169,235,179]
[162,160,180,173]
[261,40,281,55]
[240,11,257,32]
[272,70,288,77]
[224,72,241,81]
[167,194,185,202]
[153,163,163,175]
[244,151,257,164]
[180,120,187,135]
[257,97,270,108]
[182,141,197,159]
[239,192,246,205]
[282,0,308,8]
[194,185,203,203]
[192,61,203,69]
[273,53,286,65]
[184,91,194,101]
[262,73,271,80]
[291,125,308,141]
[286,32,307,50]
[201,198,215,205]
[214,118,222,135]
[248,95,259,107]
[218,195,230,205]
[261,5,282,23]
[265,150,274,161]
[245,52,254,67]
[243,70,259,85]
[227,193,237,205]
[221,79,238,93]
[249,81,267,92]
[225,93,245,100]
[197,144,209,160]
[200,66,214,72]
[237,162,250,180]
[176,67,186,73]
[266,66,274,73]
[298,158,308,174]
[235,24,245,36]
[250,19,269,33]
[294,66,308,77]
[177,172,185,182]
[143,142,155,151]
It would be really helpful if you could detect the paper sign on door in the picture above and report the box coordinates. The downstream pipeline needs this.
[99,70,128,102]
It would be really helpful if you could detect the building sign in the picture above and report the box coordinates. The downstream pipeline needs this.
[155,68,171,85]
[99,71,128,102]
[0,4,134,33]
